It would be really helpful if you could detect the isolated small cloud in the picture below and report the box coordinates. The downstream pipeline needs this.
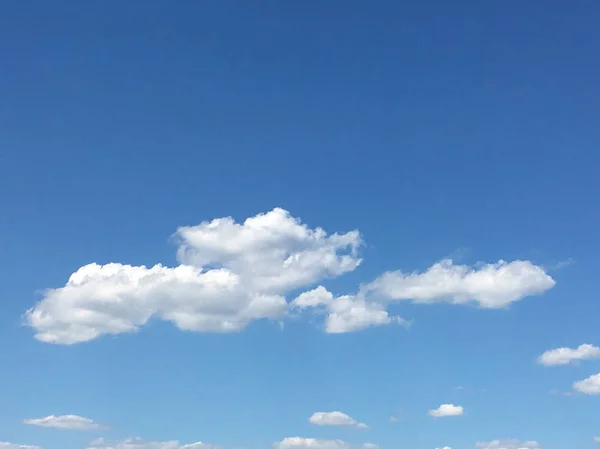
[309,411,368,429]
[274,438,376,449]
[593,436,600,443]
[537,344,600,366]
[573,372,600,394]
[388,416,398,423]
[0,443,42,449]
[547,258,574,271]
[24,415,101,430]
[475,439,540,449]
[428,404,463,418]
[436,446,451,449]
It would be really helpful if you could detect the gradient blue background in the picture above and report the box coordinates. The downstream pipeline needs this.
[1,1,599,449]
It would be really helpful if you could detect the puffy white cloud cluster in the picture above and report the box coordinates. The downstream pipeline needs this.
[25,208,556,344]
[26,208,360,344]
[536,344,600,395]
[537,344,600,366]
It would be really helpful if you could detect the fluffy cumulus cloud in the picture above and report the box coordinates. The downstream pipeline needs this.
[274,438,376,449]
[0,444,42,449]
[573,372,600,394]
[24,208,556,344]
[475,440,540,449]
[25,208,360,344]
[293,258,555,334]
[537,344,600,366]
[292,286,405,333]
[23,414,101,430]
[364,259,555,309]
[428,404,463,418]
[87,438,217,449]
[308,411,368,429]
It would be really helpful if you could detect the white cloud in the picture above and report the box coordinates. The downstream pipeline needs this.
[324,294,404,334]
[174,209,361,293]
[293,286,405,334]
[593,436,600,443]
[537,344,600,366]
[24,208,555,344]
[475,440,540,449]
[293,286,335,309]
[573,372,600,394]
[87,438,217,449]
[308,411,368,429]
[364,259,554,309]
[428,404,463,418]
[23,414,101,430]
[294,258,554,333]
[436,447,451,449]
[274,438,376,449]
[25,208,361,344]
[388,416,398,422]
[0,443,42,449]
[27,262,289,344]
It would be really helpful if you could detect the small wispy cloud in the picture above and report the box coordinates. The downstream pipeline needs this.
[545,258,575,271]
[1,443,43,449]
[23,415,102,430]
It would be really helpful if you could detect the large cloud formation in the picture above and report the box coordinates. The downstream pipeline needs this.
[25,208,556,344]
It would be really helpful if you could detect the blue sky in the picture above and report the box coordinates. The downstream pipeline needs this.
[1,1,599,449]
